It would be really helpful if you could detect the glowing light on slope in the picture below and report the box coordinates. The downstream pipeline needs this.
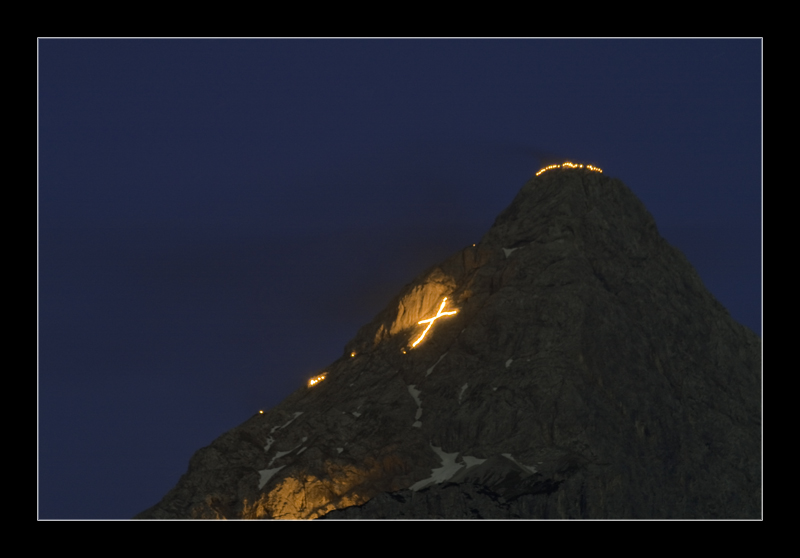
[535,161,603,176]
[411,297,458,348]
[308,373,327,387]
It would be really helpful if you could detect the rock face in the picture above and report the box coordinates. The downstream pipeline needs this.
[136,167,761,519]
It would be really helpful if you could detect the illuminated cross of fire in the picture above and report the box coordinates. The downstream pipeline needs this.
[411,297,458,348]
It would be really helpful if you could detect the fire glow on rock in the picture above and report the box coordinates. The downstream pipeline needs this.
[535,161,602,176]
[308,373,327,387]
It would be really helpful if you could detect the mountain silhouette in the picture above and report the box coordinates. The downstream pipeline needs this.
[136,164,761,519]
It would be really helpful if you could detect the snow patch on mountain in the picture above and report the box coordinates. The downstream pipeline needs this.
[501,453,538,474]
[270,411,303,434]
[426,353,447,376]
[408,384,421,406]
[258,466,285,489]
[268,437,308,467]
[410,445,464,491]
[408,384,423,427]
[461,455,488,468]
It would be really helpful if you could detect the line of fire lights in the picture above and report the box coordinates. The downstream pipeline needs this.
[308,372,327,387]
[535,162,602,176]
[306,299,460,388]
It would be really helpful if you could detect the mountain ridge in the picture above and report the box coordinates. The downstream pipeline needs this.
[136,165,761,519]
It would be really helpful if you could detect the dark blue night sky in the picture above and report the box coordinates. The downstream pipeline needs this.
[38,39,761,519]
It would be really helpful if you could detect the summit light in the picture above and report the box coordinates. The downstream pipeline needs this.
[411,297,458,348]
[535,161,603,176]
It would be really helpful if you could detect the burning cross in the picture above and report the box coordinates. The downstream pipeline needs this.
[411,297,458,348]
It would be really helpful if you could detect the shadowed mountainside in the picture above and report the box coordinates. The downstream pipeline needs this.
[137,166,761,519]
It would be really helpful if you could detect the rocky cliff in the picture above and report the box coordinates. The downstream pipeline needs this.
[136,165,761,519]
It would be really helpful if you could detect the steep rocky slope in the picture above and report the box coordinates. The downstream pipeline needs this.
[137,165,761,519]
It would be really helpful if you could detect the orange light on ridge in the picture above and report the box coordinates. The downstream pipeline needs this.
[535,161,603,176]
[411,297,458,348]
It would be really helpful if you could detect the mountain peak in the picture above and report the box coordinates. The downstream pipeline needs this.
[136,167,761,519]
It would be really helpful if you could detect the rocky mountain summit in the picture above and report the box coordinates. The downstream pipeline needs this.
[136,165,761,519]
